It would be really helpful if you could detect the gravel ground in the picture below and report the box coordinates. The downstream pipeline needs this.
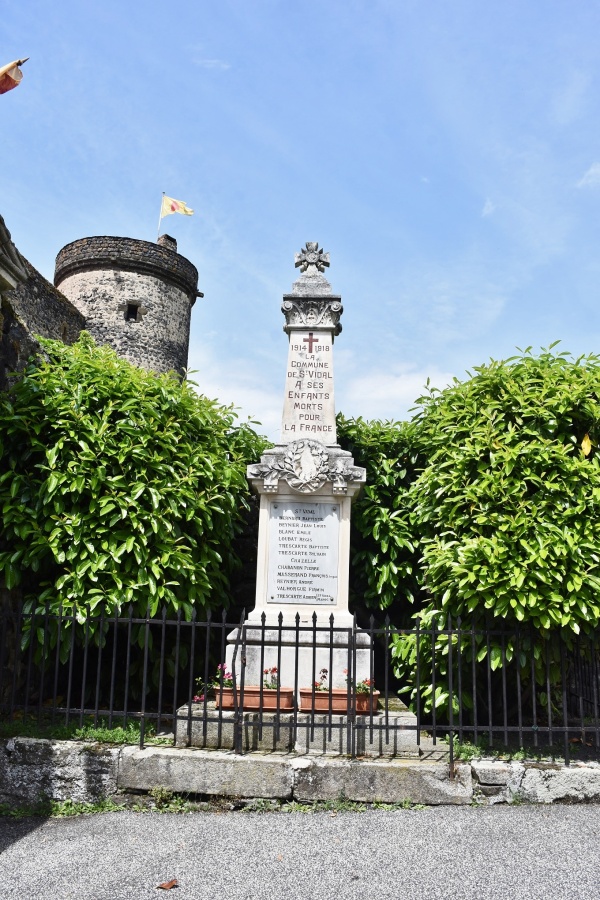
[1,805,599,900]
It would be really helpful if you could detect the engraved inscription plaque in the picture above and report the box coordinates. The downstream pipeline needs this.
[281,330,336,443]
[266,501,339,605]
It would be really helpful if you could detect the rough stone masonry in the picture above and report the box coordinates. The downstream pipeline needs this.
[4,738,600,807]
[54,234,201,375]
[1,210,203,383]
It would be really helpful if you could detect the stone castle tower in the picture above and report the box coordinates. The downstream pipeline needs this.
[54,234,200,375]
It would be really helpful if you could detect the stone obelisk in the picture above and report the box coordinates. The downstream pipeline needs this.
[228,243,368,690]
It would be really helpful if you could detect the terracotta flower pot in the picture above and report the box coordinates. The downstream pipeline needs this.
[355,690,380,714]
[215,686,295,711]
[299,688,380,714]
[299,689,350,713]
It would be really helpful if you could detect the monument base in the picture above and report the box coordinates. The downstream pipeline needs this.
[225,619,374,694]
[174,705,423,757]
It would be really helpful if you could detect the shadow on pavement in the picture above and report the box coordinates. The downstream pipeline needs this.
[0,815,48,855]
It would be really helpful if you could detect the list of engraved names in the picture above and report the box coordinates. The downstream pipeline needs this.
[267,501,339,605]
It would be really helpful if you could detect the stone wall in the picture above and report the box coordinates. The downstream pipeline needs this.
[0,214,28,293]
[1,219,199,386]
[1,259,85,391]
[55,236,199,375]
[9,259,85,346]
[0,738,119,806]
[3,738,600,807]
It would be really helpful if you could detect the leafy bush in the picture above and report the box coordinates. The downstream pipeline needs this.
[0,334,268,634]
[339,347,600,712]
[336,416,423,618]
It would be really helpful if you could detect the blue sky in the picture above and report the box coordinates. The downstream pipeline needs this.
[3,1,600,439]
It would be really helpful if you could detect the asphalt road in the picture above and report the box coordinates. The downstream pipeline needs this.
[1,805,599,900]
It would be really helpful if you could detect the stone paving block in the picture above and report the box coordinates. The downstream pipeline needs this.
[0,738,119,805]
[292,757,473,805]
[518,761,600,804]
[118,746,294,799]
[471,760,513,786]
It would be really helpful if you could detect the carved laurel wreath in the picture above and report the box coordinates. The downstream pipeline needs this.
[282,439,330,492]
[249,440,364,494]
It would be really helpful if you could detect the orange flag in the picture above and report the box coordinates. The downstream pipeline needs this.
[0,59,28,95]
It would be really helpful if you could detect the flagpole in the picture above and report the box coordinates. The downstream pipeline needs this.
[157,192,165,241]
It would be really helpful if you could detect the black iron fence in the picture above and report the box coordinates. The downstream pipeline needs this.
[1,602,600,767]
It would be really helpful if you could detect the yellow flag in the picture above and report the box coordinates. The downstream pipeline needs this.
[160,195,194,218]
[0,58,28,95]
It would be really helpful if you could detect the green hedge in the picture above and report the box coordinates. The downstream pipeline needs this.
[0,333,268,632]
[339,347,600,712]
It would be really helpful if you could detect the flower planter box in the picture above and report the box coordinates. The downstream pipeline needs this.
[355,691,381,714]
[299,688,380,714]
[215,686,295,711]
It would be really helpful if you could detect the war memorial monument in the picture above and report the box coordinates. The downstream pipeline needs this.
[226,242,370,692]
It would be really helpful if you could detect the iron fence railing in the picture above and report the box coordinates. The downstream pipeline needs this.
[1,602,600,767]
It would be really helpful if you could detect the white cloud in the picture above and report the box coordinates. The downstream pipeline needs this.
[188,340,455,440]
[392,261,508,346]
[577,163,600,189]
[192,58,230,70]
[481,198,495,217]
[187,341,281,441]
[338,363,455,423]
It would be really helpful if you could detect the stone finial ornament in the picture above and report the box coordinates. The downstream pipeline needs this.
[289,241,334,299]
[294,242,330,274]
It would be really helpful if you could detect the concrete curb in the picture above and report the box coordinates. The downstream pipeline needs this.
[119,747,294,799]
[290,756,472,804]
[2,738,600,807]
[117,747,472,805]
[0,737,120,806]
[471,757,600,804]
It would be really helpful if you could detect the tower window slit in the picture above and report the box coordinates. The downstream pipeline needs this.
[126,304,139,322]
